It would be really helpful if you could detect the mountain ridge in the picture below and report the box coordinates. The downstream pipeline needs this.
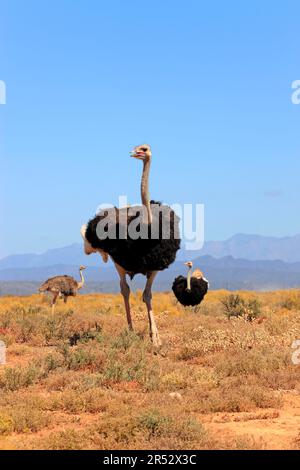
[2,233,300,269]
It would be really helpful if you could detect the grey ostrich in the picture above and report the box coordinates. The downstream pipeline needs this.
[39,265,86,313]
[81,144,181,347]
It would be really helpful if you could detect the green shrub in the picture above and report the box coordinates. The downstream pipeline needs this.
[42,429,87,450]
[221,295,261,321]
[0,413,13,435]
[0,365,41,391]
[110,330,141,351]
[137,409,172,438]
[8,407,50,433]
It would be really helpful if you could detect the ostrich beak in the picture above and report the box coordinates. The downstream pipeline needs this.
[184,262,193,268]
[130,149,145,159]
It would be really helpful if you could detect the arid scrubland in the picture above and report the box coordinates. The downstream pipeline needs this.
[0,289,300,450]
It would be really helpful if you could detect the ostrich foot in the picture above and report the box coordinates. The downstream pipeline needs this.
[150,329,162,348]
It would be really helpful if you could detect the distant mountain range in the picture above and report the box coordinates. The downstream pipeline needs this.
[179,233,300,263]
[2,233,300,270]
[0,244,99,270]
[1,234,300,295]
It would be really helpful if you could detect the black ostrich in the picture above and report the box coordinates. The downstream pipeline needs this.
[81,144,181,347]
[172,261,209,307]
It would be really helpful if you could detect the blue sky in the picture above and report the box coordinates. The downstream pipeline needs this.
[0,0,300,258]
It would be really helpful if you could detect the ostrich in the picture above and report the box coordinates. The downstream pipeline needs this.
[39,265,86,313]
[81,144,181,347]
[172,261,209,307]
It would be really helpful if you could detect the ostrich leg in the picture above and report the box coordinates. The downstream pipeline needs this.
[115,263,133,331]
[143,271,161,347]
[51,292,59,314]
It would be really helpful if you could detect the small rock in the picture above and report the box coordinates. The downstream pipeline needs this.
[169,392,183,401]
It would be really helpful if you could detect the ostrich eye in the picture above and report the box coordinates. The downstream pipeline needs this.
[141,147,147,152]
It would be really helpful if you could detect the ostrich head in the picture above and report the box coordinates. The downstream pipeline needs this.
[79,265,86,271]
[184,261,193,269]
[130,144,152,161]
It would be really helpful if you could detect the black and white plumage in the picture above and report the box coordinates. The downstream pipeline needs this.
[172,262,209,307]
[81,144,181,347]
[85,200,180,276]
[39,265,86,312]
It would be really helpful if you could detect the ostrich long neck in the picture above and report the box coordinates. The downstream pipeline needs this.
[78,270,85,290]
[187,267,192,291]
[141,159,152,224]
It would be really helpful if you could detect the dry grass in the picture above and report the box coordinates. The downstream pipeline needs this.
[0,289,300,449]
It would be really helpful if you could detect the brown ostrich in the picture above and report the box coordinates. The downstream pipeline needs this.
[39,266,86,313]
[81,144,181,347]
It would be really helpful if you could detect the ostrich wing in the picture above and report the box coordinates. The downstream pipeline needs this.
[85,201,181,274]
[39,275,78,295]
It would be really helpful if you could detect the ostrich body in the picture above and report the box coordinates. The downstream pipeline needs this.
[172,261,209,307]
[81,145,181,347]
[39,266,86,313]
